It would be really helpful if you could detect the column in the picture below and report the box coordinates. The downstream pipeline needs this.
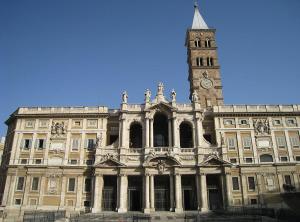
[60,176,67,207]
[270,130,279,162]
[175,174,183,212]
[256,173,264,205]
[29,133,37,164]
[38,176,45,207]
[121,118,127,148]
[237,132,244,164]
[200,174,208,211]
[196,116,203,147]
[285,130,294,162]
[168,119,173,147]
[1,175,11,205]
[22,175,31,206]
[196,174,201,210]
[241,175,248,205]
[145,118,150,148]
[250,131,259,163]
[292,173,299,191]
[76,176,83,208]
[277,174,284,192]
[172,117,178,148]
[169,174,174,211]
[92,175,104,213]
[150,119,154,147]
[225,173,232,208]
[150,175,155,210]
[118,175,128,213]
[8,175,17,206]
[144,174,150,213]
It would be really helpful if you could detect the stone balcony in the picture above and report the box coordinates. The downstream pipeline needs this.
[214,105,300,113]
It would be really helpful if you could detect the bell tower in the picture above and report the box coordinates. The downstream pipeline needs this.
[186,3,224,108]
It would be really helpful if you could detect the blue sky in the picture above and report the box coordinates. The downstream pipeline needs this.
[0,0,300,136]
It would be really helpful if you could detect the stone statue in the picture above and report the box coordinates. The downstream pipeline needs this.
[171,89,176,102]
[145,89,151,103]
[96,133,103,148]
[122,91,128,104]
[157,82,164,95]
[192,90,199,103]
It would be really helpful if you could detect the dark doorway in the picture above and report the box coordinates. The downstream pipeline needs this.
[182,175,197,210]
[128,176,142,211]
[206,175,223,210]
[102,176,117,211]
[154,113,169,147]
[154,176,170,211]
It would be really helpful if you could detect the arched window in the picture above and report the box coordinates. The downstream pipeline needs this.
[207,57,214,66]
[129,123,143,148]
[260,154,273,163]
[154,113,169,147]
[196,57,203,67]
[205,39,211,48]
[180,122,193,148]
[194,39,201,47]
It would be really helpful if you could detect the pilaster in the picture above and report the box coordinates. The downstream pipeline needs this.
[92,174,103,213]
[200,174,208,211]
[118,175,128,213]
[144,174,150,213]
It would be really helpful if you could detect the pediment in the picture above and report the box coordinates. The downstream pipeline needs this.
[146,102,177,112]
[200,155,231,166]
[94,158,126,167]
[145,155,181,167]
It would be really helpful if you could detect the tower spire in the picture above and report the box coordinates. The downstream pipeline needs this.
[192,1,209,29]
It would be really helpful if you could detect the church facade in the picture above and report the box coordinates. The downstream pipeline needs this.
[1,3,300,216]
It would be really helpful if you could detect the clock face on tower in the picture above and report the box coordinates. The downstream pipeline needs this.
[201,78,213,89]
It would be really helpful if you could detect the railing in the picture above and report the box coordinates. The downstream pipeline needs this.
[129,148,144,154]
[180,148,195,153]
[154,147,173,152]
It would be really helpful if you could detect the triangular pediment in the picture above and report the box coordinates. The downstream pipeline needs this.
[200,155,231,166]
[94,158,126,167]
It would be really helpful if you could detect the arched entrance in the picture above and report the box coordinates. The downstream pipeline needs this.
[153,113,169,147]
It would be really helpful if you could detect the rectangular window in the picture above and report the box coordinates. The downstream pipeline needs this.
[273,119,281,126]
[276,136,286,148]
[68,178,76,192]
[248,177,255,190]
[239,119,248,125]
[295,156,300,161]
[35,139,45,150]
[87,139,95,150]
[86,159,94,165]
[245,158,253,163]
[286,118,297,126]
[71,139,80,151]
[16,177,25,191]
[242,137,252,149]
[280,156,288,162]
[230,158,237,164]
[84,178,91,192]
[232,177,240,191]
[20,159,27,164]
[31,177,39,191]
[15,199,21,205]
[290,136,300,148]
[23,139,32,150]
[284,175,292,185]
[84,201,91,207]
[250,199,258,205]
[70,159,77,165]
[35,159,42,164]
[227,137,236,149]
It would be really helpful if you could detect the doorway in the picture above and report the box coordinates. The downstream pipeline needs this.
[128,176,142,211]
[182,175,197,211]
[102,176,117,211]
[206,174,223,210]
[154,176,170,211]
